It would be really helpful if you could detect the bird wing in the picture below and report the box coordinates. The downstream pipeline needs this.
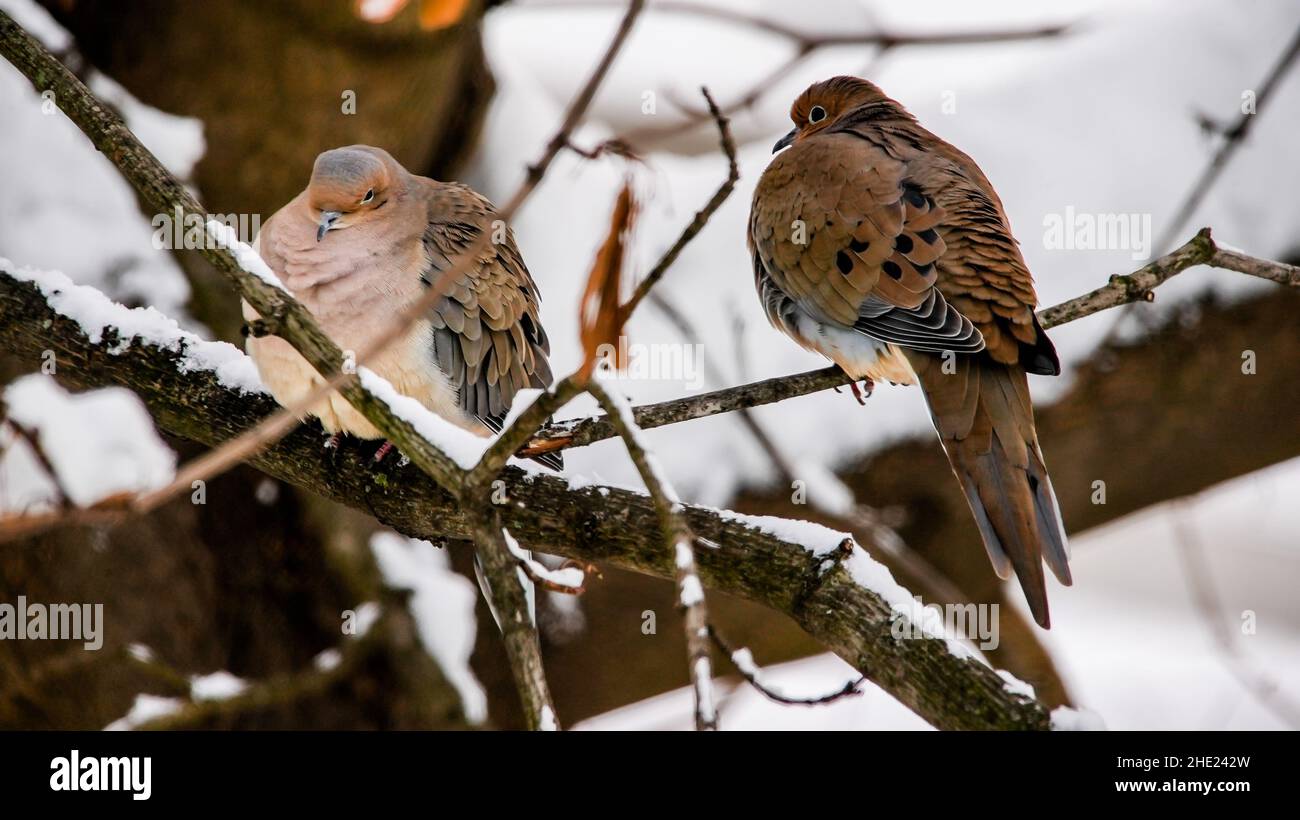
[748,132,982,355]
[420,183,555,436]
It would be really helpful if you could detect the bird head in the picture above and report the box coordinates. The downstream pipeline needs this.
[307,145,402,241]
[772,76,900,153]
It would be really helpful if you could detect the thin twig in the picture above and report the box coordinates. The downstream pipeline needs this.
[543,1,1068,49]
[522,228,1299,457]
[1101,25,1300,344]
[504,0,645,213]
[708,625,865,706]
[1155,25,1300,255]
[587,376,716,730]
[463,376,584,493]
[3,419,73,509]
[622,87,738,317]
[0,4,654,732]
[0,9,466,496]
[550,0,1068,149]
[471,510,560,730]
[1036,228,1299,327]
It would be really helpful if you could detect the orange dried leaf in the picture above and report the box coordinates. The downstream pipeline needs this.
[577,181,636,382]
[355,0,467,29]
[419,0,471,29]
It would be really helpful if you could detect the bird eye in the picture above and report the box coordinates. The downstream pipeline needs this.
[361,188,375,204]
[808,105,827,124]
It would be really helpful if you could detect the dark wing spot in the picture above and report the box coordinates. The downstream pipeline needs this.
[849,238,870,253]
[902,184,926,208]
[835,251,854,275]
[883,260,902,280]
[895,234,914,254]
[917,228,940,245]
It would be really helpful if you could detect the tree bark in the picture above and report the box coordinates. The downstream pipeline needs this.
[0,268,1056,730]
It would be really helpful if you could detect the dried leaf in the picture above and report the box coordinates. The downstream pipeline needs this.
[419,0,471,30]
[577,181,636,382]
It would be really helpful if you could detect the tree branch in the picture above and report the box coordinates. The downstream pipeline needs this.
[550,0,1069,150]
[0,3,647,730]
[0,265,1054,730]
[621,87,738,316]
[587,377,716,730]
[470,509,560,730]
[523,228,1300,456]
[0,8,465,493]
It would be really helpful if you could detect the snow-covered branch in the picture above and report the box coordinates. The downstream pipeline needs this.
[0,265,1055,730]
[587,376,716,731]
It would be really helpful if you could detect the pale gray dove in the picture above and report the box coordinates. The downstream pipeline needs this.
[243,145,561,469]
[749,77,1069,627]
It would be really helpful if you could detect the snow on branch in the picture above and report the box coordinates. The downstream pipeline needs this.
[2,265,1058,730]
[588,375,717,730]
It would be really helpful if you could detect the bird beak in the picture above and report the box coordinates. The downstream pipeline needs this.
[316,210,342,242]
[772,129,797,153]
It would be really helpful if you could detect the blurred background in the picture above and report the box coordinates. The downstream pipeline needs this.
[1,0,1297,730]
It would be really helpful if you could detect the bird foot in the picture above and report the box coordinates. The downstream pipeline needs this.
[372,440,395,464]
[372,440,403,465]
[322,432,343,450]
[849,378,874,405]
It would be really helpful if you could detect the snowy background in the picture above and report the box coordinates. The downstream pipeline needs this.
[1,0,1297,729]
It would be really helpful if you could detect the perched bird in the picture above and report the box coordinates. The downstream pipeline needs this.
[749,77,1069,627]
[243,145,561,469]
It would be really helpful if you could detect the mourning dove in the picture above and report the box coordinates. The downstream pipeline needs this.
[243,145,561,469]
[749,77,1069,627]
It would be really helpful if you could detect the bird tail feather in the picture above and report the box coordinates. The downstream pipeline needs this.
[906,351,1070,628]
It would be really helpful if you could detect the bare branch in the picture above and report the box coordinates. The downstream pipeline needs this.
[1036,228,1299,328]
[0,9,467,495]
[543,1,1068,50]
[587,377,717,730]
[1155,25,1300,255]
[554,0,1069,150]
[470,510,560,730]
[524,228,1300,457]
[708,626,864,706]
[622,87,739,316]
[507,0,645,212]
[1,268,1062,729]
[463,376,584,493]
[0,3,650,730]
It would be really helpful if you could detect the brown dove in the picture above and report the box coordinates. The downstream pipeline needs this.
[243,145,561,469]
[749,77,1069,627]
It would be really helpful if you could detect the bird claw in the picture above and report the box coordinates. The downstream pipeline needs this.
[372,440,398,465]
[849,379,874,405]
